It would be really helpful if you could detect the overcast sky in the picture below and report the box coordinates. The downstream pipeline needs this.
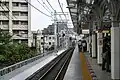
[31,0,73,31]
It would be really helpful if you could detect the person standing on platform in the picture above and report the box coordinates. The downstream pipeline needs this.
[89,43,92,57]
[82,40,87,52]
[102,37,111,72]
[78,40,82,52]
[106,38,111,72]
[101,48,108,70]
[106,47,111,72]
[102,40,107,70]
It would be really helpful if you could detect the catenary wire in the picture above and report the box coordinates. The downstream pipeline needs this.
[46,0,55,11]
[37,0,53,16]
[57,0,67,20]
[24,0,52,18]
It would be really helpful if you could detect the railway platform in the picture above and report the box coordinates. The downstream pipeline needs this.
[63,45,82,80]
[84,52,111,80]
[64,45,111,80]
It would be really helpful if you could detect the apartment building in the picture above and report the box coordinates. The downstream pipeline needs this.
[40,34,55,53]
[0,0,31,46]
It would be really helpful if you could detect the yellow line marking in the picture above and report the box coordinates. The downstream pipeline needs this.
[80,52,92,80]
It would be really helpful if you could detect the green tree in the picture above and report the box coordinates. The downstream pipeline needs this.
[0,29,12,63]
[0,29,12,45]
[0,29,37,68]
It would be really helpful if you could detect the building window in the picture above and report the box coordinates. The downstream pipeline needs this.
[0,21,2,25]
[13,2,19,7]
[41,37,44,39]
[49,37,51,39]
[4,12,9,16]
[41,42,44,45]
[21,3,28,7]
[2,21,9,25]
[21,12,28,16]
[13,21,19,25]
[13,30,19,35]
[49,42,51,45]
[0,11,9,16]
[21,21,28,25]
[21,30,28,34]
[13,12,19,16]
[0,12,2,16]
[53,37,54,39]
[0,3,2,6]
[2,2,9,7]
[52,42,54,45]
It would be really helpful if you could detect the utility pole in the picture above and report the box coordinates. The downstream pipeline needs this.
[53,11,69,51]
[43,34,45,53]
[54,10,57,52]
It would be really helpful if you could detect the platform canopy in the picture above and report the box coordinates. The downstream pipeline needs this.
[66,0,78,32]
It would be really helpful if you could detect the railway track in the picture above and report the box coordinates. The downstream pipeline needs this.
[26,48,74,80]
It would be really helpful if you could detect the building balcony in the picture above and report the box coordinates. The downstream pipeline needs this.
[12,25,28,30]
[0,25,9,30]
[21,34,28,38]
[2,0,9,2]
[12,7,28,12]
[12,0,28,3]
[0,16,9,20]
[14,16,28,21]
[12,34,28,40]
[0,6,9,11]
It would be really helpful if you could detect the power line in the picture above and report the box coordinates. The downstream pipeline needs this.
[57,0,67,20]
[24,0,52,18]
[37,0,52,16]
[0,1,17,20]
[57,0,68,29]
[59,15,64,22]
[59,15,68,28]
[46,0,55,11]
[41,0,53,13]
[0,5,13,20]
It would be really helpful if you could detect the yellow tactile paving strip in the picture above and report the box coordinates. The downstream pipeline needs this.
[80,52,92,80]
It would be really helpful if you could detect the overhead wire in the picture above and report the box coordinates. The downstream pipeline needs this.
[57,0,67,20]
[41,0,65,22]
[46,0,55,11]
[2,1,17,20]
[57,0,68,30]
[0,1,15,20]
[37,0,53,16]
[37,0,68,36]
[59,14,65,23]
[57,0,69,33]
[24,0,52,18]
[41,0,53,13]
[0,5,13,20]
[58,14,68,32]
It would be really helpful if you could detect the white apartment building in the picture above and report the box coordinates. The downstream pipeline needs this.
[40,34,55,53]
[0,0,31,46]
[45,35,55,48]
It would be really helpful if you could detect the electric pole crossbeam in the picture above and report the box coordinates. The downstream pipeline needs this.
[53,11,69,51]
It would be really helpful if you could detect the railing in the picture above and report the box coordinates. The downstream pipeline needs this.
[12,25,28,30]
[0,50,55,76]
